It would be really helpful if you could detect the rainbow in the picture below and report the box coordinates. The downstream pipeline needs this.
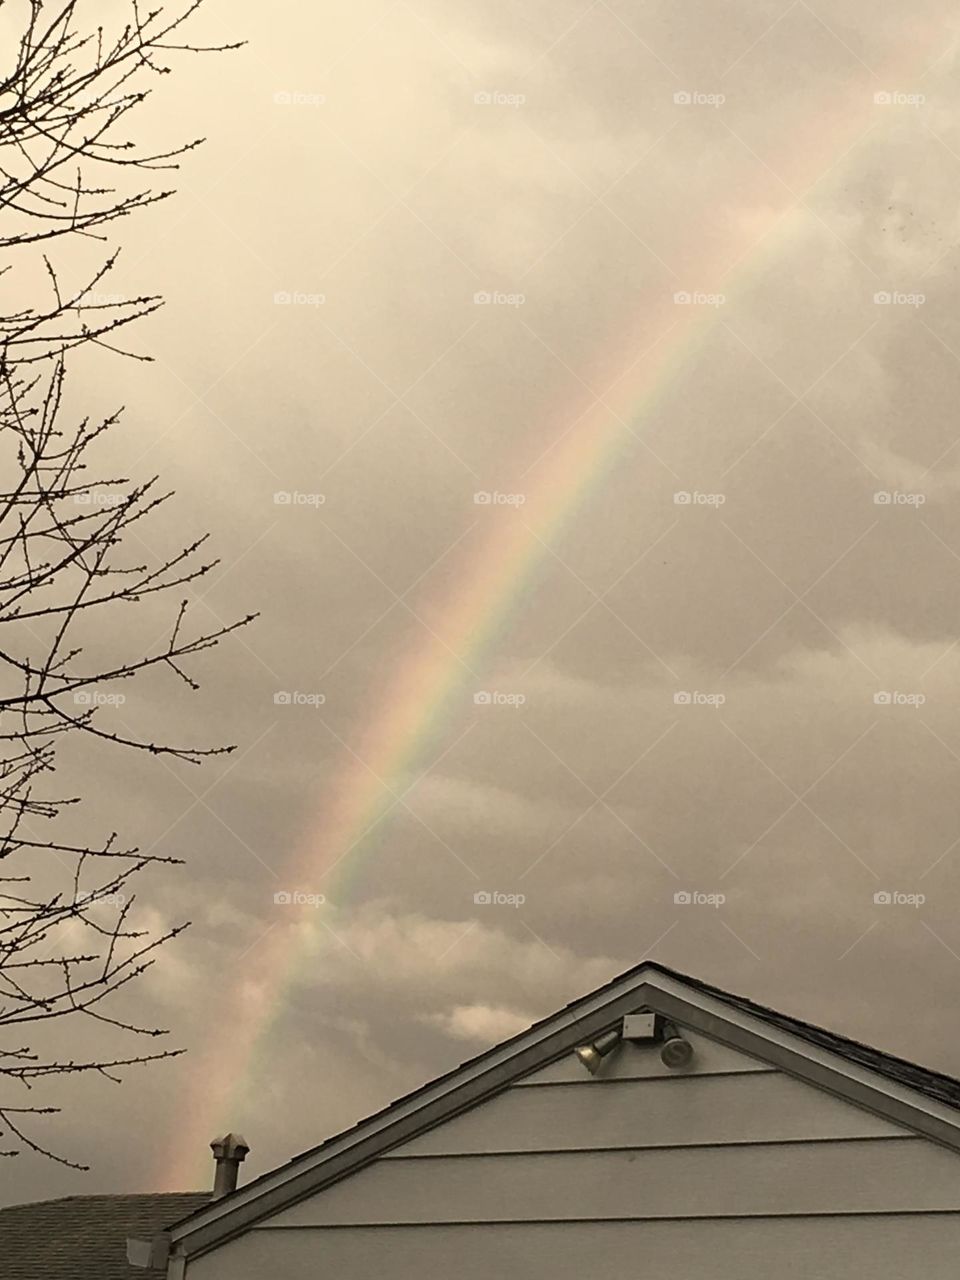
[156,31,948,1190]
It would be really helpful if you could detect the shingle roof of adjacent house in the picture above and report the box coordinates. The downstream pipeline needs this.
[0,1192,209,1279]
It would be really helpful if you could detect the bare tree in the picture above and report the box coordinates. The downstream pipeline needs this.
[0,0,251,1166]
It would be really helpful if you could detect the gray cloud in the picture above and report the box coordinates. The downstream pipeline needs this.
[6,0,960,1209]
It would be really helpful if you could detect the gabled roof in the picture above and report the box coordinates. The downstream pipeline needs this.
[166,958,960,1262]
[0,1192,209,1280]
[673,963,960,1111]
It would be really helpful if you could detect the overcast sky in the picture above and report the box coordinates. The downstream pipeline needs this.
[5,0,960,1205]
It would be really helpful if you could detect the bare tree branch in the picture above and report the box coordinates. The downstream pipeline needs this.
[0,0,247,1165]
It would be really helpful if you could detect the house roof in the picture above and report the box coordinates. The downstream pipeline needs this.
[669,962,960,1111]
[0,1192,209,1279]
[166,958,960,1260]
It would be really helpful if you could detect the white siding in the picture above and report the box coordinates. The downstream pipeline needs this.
[266,1137,960,1224]
[182,1028,960,1279]
[381,1069,903,1154]
[188,1216,960,1280]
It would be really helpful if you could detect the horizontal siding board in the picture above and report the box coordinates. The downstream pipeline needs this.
[383,1070,905,1156]
[188,1216,960,1280]
[267,1138,960,1225]
[515,1028,771,1083]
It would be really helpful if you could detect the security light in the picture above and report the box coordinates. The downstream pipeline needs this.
[574,1028,622,1074]
[659,1022,694,1068]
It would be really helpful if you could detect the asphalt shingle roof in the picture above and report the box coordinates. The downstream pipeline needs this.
[0,1192,209,1279]
[663,962,960,1111]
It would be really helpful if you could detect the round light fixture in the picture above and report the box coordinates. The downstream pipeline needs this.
[660,1033,694,1069]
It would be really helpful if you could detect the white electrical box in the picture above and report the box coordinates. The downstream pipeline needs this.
[621,1012,658,1040]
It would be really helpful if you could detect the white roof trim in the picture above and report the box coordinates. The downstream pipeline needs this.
[644,970,960,1135]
